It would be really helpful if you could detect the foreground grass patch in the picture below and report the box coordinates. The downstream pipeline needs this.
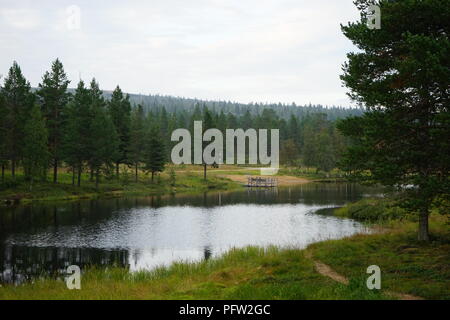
[307,215,450,300]
[0,247,391,300]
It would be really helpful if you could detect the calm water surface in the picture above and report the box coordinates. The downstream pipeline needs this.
[0,183,380,283]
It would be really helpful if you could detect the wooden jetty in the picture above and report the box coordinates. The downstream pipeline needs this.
[246,176,278,188]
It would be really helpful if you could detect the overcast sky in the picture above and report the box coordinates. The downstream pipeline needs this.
[0,0,361,106]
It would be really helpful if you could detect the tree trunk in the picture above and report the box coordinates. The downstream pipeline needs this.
[116,162,120,178]
[53,159,58,184]
[135,164,138,183]
[418,208,430,242]
[151,171,154,183]
[90,168,94,182]
[1,164,4,182]
[203,164,207,180]
[72,167,75,185]
[77,165,82,187]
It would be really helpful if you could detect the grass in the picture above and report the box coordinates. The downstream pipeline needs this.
[0,247,392,300]
[0,166,243,204]
[278,167,346,181]
[0,165,342,203]
[307,214,450,300]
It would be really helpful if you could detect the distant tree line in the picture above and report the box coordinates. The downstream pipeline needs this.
[98,91,364,122]
[0,59,351,188]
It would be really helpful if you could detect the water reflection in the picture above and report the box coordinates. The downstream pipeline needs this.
[0,183,379,284]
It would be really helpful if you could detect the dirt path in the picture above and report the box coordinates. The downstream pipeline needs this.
[304,251,423,300]
[221,174,310,186]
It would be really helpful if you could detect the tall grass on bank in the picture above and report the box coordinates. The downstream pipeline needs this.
[0,246,391,300]
[308,214,450,300]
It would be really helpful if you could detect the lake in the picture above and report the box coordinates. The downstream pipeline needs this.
[0,183,379,284]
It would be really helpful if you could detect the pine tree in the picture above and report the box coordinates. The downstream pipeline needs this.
[129,104,145,182]
[159,106,170,160]
[240,110,252,130]
[88,79,119,188]
[90,105,119,189]
[226,113,238,129]
[189,103,203,133]
[37,58,71,183]
[302,114,336,172]
[22,104,49,189]
[2,61,35,179]
[167,112,179,161]
[338,0,450,241]
[202,107,216,180]
[144,125,166,183]
[0,88,7,181]
[108,85,131,178]
[160,106,169,140]
[280,139,299,166]
[287,114,300,146]
[176,110,187,129]
[62,80,91,186]
[315,130,335,174]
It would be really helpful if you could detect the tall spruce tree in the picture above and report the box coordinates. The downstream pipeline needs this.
[0,87,7,181]
[287,115,300,147]
[129,104,145,182]
[2,61,35,179]
[144,125,166,183]
[202,107,216,180]
[37,58,71,183]
[280,139,299,166]
[88,79,119,188]
[302,114,337,172]
[338,0,450,241]
[22,104,49,189]
[108,86,131,178]
[62,80,91,186]
[240,110,252,130]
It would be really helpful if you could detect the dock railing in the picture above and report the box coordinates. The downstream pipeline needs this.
[246,176,278,188]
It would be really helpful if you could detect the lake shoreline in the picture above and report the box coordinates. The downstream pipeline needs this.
[0,173,247,205]
[0,166,354,205]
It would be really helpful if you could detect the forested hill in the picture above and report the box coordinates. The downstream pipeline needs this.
[66,88,364,121]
